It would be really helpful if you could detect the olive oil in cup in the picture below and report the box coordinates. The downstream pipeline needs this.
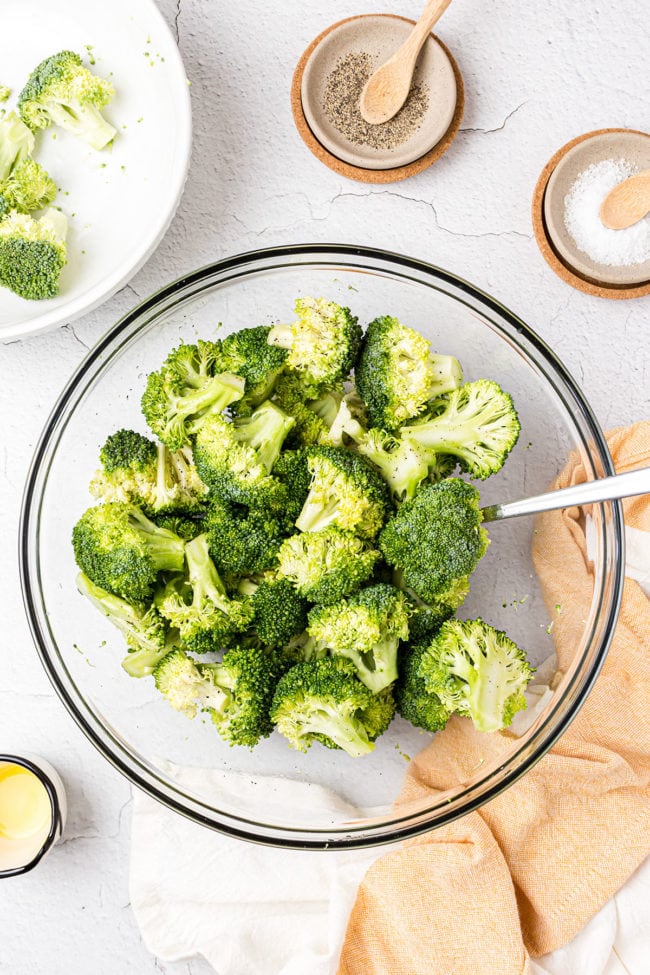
[0,755,66,877]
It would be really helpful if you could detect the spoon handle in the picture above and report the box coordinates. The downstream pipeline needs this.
[481,467,650,522]
[400,0,454,64]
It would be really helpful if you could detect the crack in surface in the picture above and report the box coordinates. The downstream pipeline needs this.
[460,101,528,135]
[174,0,182,44]
[64,323,89,351]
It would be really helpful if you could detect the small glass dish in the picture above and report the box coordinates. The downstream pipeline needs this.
[0,754,66,877]
[20,245,623,849]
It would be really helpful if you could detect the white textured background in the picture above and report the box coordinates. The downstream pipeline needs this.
[0,1,648,972]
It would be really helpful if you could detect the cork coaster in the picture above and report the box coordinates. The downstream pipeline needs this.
[532,129,650,300]
[291,14,465,184]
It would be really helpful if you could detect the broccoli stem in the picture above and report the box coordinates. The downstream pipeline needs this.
[301,706,374,757]
[295,494,340,533]
[46,100,116,150]
[267,324,294,349]
[180,375,244,427]
[185,535,230,614]
[128,508,185,573]
[234,401,294,472]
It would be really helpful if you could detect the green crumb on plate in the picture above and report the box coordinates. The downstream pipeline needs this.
[0,86,10,102]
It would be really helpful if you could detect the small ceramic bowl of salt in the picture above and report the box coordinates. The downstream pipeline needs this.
[543,130,650,288]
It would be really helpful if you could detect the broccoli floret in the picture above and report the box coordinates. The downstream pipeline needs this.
[18,51,116,150]
[271,372,332,448]
[356,316,463,431]
[272,448,312,526]
[247,576,309,648]
[0,112,34,183]
[277,527,379,605]
[418,618,534,733]
[72,502,185,602]
[357,428,431,503]
[0,208,66,300]
[0,87,10,104]
[76,571,170,677]
[379,478,489,608]
[427,452,458,482]
[295,445,391,539]
[0,157,57,215]
[205,497,284,575]
[323,390,367,447]
[405,592,454,643]
[270,656,394,757]
[219,326,288,413]
[402,380,521,480]
[151,511,206,541]
[306,584,409,692]
[193,404,292,508]
[395,640,453,732]
[156,533,253,653]
[141,341,244,450]
[89,428,208,514]
[268,297,362,392]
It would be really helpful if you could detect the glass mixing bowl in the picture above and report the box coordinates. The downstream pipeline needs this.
[20,245,623,849]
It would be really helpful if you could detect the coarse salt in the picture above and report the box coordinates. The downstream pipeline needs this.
[564,158,650,267]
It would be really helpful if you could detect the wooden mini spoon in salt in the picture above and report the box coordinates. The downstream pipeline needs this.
[359,0,453,125]
[600,168,650,230]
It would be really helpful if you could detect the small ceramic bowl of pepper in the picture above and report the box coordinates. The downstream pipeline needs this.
[291,14,464,184]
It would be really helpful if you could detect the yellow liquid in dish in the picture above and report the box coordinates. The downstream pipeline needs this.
[0,764,51,841]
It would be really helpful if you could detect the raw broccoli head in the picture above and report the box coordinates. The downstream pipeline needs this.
[249,576,309,648]
[272,372,332,448]
[276,527,379,605]
[272,448,312,527]
[72,502,185,602]
[205,496,285,575]
[356,315,463,432]
[18,50,116,150]
[357,428,431,503]
[0,157,57,215]
[402,379,521,480]
[405,593,454,643]
[379,478,489,607]
[418,618,534,733]
[268,297,362,392]
[141,340,244,450]
[0,112,34,183]
[295,445,392,539]
[270,656,394,757]
[151,511,207,541]
[219,325,288,413]
[0,208,66,300]
[156,534,253,653]
[306,583,409,692]
[394,640,453,732]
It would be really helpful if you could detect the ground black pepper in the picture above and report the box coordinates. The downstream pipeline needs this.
[322,51,429,151]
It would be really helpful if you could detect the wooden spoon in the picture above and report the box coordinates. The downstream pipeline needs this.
[359,0,453,125]
[600,168,650,230]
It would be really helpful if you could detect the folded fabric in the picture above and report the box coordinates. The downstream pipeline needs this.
[338,421,650,974]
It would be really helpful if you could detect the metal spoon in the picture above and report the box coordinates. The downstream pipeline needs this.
[359,0,453,126]
[600,169,650,230]
[481,467,650,522]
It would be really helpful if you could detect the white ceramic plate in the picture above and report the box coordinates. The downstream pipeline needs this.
[0,0,191,341]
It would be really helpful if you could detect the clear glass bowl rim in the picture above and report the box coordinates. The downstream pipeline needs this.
[19,243,624,850]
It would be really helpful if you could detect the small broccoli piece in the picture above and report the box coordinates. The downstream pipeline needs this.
[156,533,253,652]
[356,316,463,431]
[18,51,116,150]
[0,208,66,300]
[395,641,453,732]
[379,478,489,608]
[0,87,10,104]
[427,452,458,482]
[268,297,362,392]
[418,618,534,733]
[272,449,312,527]
[193,405,291,509]
[277,527,379,605]
[76,571,170,677]
[151,511,206,541]
[405,592,454,643]
[272,372,332,448]
[0,157,57,215]
[247,576,309,648]
[153,647,210,717]
[205,497,284,575]
[402,380,521,480]
[219,326,288,413]
[141,341,244,450]
[0,112,34,183]
[295,445,391,539]
[270,657,394,757]
[323,390,367,447]
[357,429,431,503]
[307,584,408,692]
[72,502,185,602]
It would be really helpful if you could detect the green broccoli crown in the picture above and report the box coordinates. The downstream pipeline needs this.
[0,208,67,300]
[402,379,521,480]
[0,157,57,214]
[357,428,431,503]
[356,316,463,432]
[72,502,185,602]
[270,656,393,757]
[100,428,157,473]
[193,413,287,509]
[249,576,309,648]
[418,618,534,733]
[150,511,207,541]
[379,478,489,605]
[295,445,391,539]
[220,326,288,412]
[205,496,284,575]
[405,592,455,643]
[306,584,409,692]
[394,640,453,732]
[156,533,253,653]
[277,527,379,605]
[272,372,333,448]
[141,340,244,450]
[153,648,207,717]
[0,112,35,183]
[18,50,116,150]
[272,448,313,527]
[268,297,362,391]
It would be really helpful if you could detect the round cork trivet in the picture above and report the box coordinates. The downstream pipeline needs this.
[532,128,650,300]
[291,14,465,184]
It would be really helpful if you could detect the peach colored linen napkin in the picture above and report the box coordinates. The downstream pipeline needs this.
[338,422,650,975]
